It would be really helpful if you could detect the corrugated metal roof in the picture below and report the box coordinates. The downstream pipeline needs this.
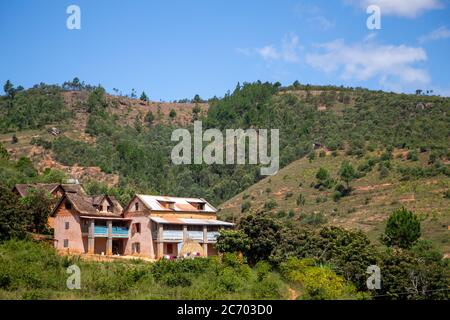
[137,194,217,213]
[150,217,233,226]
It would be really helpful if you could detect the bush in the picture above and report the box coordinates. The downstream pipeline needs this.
[263,199,277,211]
[241,200,251,213]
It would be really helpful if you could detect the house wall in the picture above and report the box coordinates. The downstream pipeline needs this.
[53,199,85,254]
[123,199,155,258]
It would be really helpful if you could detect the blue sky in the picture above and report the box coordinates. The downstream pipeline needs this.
[0,0,449,100]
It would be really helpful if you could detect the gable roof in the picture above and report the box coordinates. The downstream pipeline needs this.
[13,183,62,197]
[134,194,217,213]
[13,183,86,197]
[52,193,123,217]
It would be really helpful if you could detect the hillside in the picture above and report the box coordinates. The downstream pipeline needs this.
[218,148,450,254]
[1,81,449,208]
[1,88,208,188]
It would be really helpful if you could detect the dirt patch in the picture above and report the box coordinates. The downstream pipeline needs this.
[355,183,392,192]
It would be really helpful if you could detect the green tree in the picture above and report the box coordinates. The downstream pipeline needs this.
[0,185,30,240]
[192,94,202,103]
[20,189,55,234]
[339,161,356,190]
[216,229,251,254]
[382,207,421,249]
[3,80,15,99]
[238,214,282,265]
[140,91,149,102]
[315,167,332,189]
[145,111,155,126]
[169,109,177,120]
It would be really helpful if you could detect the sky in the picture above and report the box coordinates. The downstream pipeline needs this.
[0,0,449,100]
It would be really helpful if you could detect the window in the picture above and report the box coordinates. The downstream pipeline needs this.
[134,202,139,211]
[63,239,69,248]
[107,205,112,212]
[132,223,141,235]
[159,201,175,209]
[167,243,174,254]
[132,242,140,254]
[65,201,72,210]
[65,222,70,230]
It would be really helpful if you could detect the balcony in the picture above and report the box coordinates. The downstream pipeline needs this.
[93,225,129,238]
[155,230,220,242]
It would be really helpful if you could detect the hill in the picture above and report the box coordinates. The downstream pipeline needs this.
[1,80,449,208]
[218,148,450,255]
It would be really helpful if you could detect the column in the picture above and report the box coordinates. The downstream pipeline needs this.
[202,225,208,257]
[183,225,188,241]
[148,222,155,259]
[106,220,112,256]
[88,219,95,254]
[157,224,164,259]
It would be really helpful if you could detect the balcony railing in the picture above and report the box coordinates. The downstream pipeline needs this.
[93,225,129,238]
[154,230,220,242]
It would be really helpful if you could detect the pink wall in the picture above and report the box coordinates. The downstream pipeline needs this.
[54,206,85,254]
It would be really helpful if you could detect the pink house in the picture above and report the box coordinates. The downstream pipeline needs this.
[52,193,233,259]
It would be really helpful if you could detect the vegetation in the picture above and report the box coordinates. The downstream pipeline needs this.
[0,241,288,300]
[381,207,421,249]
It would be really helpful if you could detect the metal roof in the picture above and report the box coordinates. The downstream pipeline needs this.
[136,194,217,213]
[150,217,233,226]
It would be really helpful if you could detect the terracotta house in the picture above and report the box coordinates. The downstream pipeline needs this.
[52,193,233,259]
[52,193,126,255]
[123,195,233,259]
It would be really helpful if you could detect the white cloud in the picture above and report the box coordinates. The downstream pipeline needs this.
[294,3,335,30]
[419,26,450,43]
[237,34,302,63]
[306,39,430,90]
[308,16,335,31]
[346,0,443,17]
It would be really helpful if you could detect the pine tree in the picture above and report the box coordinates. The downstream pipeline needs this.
[382,207,421,249]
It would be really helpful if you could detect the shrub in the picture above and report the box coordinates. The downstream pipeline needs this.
[241,200,251,213]
[263,199,277,211]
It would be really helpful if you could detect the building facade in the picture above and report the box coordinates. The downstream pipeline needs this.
[52,193,232,259]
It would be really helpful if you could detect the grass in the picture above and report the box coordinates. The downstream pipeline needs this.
[0,240,289,300]
[219,149,450,255]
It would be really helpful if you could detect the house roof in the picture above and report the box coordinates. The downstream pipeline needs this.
[60,184,86,195]
[13,183,61,197]
[135,194,217,213]
[150,217,233,226]
[52,193,122,218]
[13,183,86,197]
